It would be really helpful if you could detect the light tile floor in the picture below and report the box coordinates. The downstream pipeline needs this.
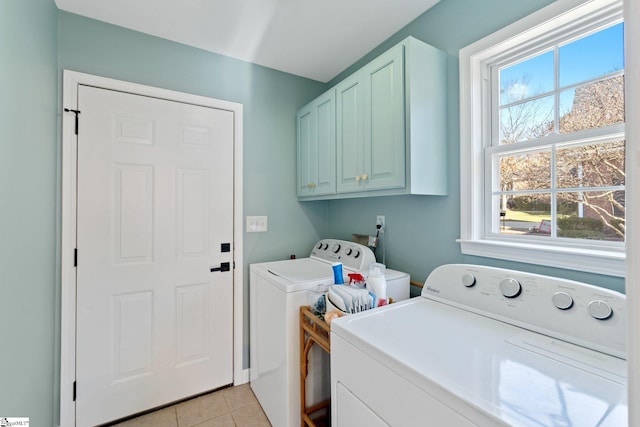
[111,384,271,427]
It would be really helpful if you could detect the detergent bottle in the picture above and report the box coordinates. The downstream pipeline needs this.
[367,262,387,305]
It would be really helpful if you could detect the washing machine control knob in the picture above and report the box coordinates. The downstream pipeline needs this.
[588,300,613,320]
[499,278,522,298]
[552,292,573,310]
[322,243,329,250]
[353,250,360,258]
[332,243,341,253]
[316,242,323,249]
[461,273,476,287]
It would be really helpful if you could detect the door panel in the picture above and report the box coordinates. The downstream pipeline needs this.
[365,45,405,190]
[112,291,153,380]
[75,85,234,426]
[296,90,336,197]
[296,107,315,196]
[177,169,208,256]
[314,93,336,195]
[336,74,365,192]
[113,163,154,263]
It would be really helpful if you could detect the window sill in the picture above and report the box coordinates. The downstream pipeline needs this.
[458,239,625,277]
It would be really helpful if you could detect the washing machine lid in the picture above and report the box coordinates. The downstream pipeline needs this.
[331,298,628,426]
[250,258,336,292]
[262,258,332,281]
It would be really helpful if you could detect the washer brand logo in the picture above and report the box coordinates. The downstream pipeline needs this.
[426,286,441,294]
[0,418,29,427]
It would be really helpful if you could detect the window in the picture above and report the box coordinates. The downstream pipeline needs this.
[459,0,625,277]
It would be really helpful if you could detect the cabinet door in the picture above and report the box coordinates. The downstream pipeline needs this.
[297,91,336,197]
[337,46,405,194]
[336,71,366,193]
[363,44,405,191]
[297,104,315,197]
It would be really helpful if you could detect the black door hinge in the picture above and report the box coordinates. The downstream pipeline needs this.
[64,108,81,135]
[73,381,76,401]
[74,248,78,267]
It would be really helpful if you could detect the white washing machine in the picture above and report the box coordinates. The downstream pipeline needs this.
[250,239,410,427]
[331,264,628,426]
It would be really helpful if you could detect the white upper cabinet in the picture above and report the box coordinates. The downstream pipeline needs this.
[296,89,336,197]
[298,36,447,200]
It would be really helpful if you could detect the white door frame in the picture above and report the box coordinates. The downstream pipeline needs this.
[60,70,245,427]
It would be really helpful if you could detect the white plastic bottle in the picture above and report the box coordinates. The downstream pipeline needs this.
[367,262,387,304]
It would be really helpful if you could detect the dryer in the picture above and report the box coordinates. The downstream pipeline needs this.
[250,239,410,427]
[331,264,627,426]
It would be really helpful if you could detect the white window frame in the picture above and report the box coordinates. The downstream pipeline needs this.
[459,0,625,277]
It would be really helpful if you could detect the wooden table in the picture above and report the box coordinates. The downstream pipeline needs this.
[299,306,331,427]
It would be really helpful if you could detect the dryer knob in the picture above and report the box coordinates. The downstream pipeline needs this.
[461,273,476,287]
[552,292,573,310]
[588,300,613,320]
[322,243,329,250]
[316,242,323,249]
[353,250,360,258]
[332,243,341,253]
[346,248,353,256]
[499,278,522,298]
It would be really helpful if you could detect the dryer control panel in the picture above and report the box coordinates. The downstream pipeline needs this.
[310,239,376,272]
[422,264,627,359]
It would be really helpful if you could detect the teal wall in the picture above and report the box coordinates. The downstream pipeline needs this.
[326,0,625,296]
[0,0,59,425]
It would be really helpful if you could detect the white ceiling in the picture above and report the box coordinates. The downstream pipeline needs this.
[54,0,440,82]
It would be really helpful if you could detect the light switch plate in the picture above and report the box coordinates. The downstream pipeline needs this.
[246,216,268,232]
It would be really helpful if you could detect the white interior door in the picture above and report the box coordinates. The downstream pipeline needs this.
[75,85,235,426]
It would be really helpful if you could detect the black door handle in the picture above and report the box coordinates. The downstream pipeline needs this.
[211,262,230,272]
